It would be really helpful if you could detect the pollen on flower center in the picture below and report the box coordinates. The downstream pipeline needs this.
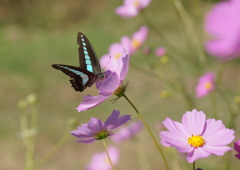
[133,0,140,7]
[115,53,122,60]
[131,39,141,49]
[204,82,212,89]
[94,129,110,140]
[188,135,205,148]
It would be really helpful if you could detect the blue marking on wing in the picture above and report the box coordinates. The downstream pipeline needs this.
[81,38,84,41]
[86,59,91,65]
[84,51,88,55]
[83,47,87,50]
[82,42,86,46]
[85,55,90,60]
[58,65,89,85]
[87,65,93,72]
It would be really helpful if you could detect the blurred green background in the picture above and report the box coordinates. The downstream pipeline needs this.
[1,0,240,169]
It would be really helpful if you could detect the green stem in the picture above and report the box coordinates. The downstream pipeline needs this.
[122,94,169,170]
[102,139,116,170]
[20,112,35,170]
[170,0,206,62]
[193,161,195,170]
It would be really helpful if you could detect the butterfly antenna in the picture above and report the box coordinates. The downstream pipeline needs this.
[102,56,112,71]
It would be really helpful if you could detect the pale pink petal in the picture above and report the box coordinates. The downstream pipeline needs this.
[100,54,112,70]
[115,5,138,18]
[86,146,120,170]
[160,131,192,153]
[187,147,211,163]
[155,47,166,57]
[162,118,189,139]
[76,94,109,112]
[203,119,235,145]
[204,0,240,59]
[139,0,152,8]
[203,145,232,156]
[182,109,206,135]
[133,26,148,42]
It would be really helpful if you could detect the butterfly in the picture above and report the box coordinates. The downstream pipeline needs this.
[52,32,105,92]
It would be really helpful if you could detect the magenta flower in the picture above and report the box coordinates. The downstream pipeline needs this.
[155,47,166,57]
[234,138,240,160]
[205,0,240,60]
[71,110,131,144]
[86,146,120,170]
[111,121,143,143]
[196,72,215,98]
[115,0,152,18]
[76,49,129,112]
[159,109,235,163]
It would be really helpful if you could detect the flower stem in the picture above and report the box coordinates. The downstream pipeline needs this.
[193,161,195,170]
[102,139,116,170]
[123,94,169,170]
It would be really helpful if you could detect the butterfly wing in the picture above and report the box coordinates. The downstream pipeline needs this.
[77,32,101,74]
[52,64,97,92]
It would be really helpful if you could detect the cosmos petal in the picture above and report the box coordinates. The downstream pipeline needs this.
[182,109,206,135]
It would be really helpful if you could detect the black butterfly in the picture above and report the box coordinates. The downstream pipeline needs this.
[52,32,105,92]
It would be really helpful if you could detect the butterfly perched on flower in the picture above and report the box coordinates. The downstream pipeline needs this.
[52,32,105,92]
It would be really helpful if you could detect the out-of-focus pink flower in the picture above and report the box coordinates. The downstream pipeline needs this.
[155,47,166,57]
[234,138,240,160]
[76,49,129,112]
[115,0,152,18]
[111,121,143,143]
[100,38,130,72]
[160,109,235,163]
[86,146,120,170]
[71,110,131,144]
[205,0,240,60]
[122,26,148,55]
[196,72,215,98]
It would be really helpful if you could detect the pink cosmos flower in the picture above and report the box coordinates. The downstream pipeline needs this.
[159,109,235,163]
[205,0,240,60]
[234,138,240,160]
[111,121,143,143]
[155,47,166,57]
[76,49,129,112]
[100,39,130,73]
[196,72,215,98]
[86,146,120,170]
[115,0,152,18]
[71,110,131,144]
[122,26,149,55]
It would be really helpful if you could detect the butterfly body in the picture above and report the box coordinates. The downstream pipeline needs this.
[52,32,105,92]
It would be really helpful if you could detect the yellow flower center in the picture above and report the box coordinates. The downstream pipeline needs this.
[115,53,122,60]
[204,82,212,90]
[134,0,140,7]
[131,39,141,49]
[94,129,110,140]
[188,135,205,148]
